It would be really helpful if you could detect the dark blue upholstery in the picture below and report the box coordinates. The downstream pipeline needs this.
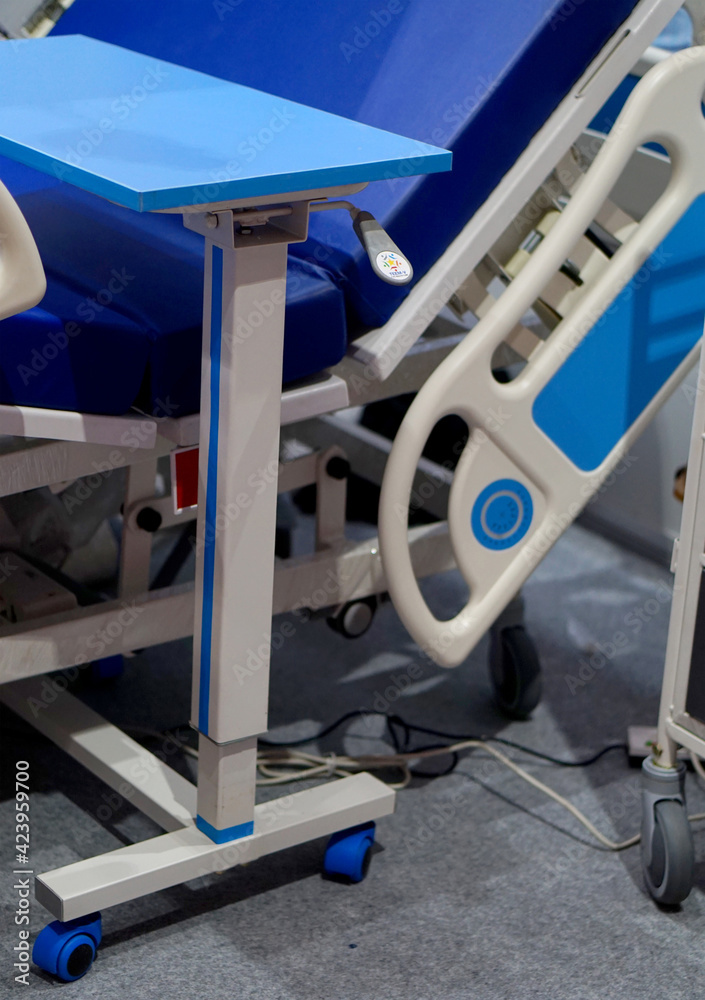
[0,0,640,415]
[0,156,346,415]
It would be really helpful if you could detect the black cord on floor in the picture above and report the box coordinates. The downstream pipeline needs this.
[258,709,629,771]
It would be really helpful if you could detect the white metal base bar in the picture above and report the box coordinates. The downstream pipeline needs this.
[1,677,196,831]
[35,772,395,921]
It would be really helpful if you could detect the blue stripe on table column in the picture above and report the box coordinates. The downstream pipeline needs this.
[198,244,223,734]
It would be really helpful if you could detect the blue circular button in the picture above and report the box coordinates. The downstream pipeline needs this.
[471,479,533,550]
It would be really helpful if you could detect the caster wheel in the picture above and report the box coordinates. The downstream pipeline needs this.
[33,912,102,981]
[89,655,125,682]
[323,821,375,882]
[642,799,694,905]
[327,597,377,639]
[489,626,542,718]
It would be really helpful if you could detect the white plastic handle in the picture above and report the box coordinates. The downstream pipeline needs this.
[0,179,46,322]
[379,48,705,668]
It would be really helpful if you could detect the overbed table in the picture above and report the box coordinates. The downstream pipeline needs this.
[0,34,450,921]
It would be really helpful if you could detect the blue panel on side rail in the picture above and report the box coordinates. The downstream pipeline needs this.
[533,196,705,472]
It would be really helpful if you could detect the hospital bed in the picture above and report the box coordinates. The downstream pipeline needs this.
[0,0,704,981]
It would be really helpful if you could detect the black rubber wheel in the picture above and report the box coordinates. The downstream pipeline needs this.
[327,597,378,639]
[642,798,695,905]
[64,941,95,980]
[489,626,542,718]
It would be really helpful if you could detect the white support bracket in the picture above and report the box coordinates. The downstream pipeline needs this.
[183,203,309,249]
[1,677,196,831]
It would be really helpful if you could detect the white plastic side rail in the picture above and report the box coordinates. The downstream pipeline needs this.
[0,179,45,321]
[349,0,683,380]
[379,48,705,668]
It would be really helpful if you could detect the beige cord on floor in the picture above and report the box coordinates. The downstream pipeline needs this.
[255,741,705,851]
[122,723,705,852]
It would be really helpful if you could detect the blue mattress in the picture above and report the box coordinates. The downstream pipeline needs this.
[0,0,639,416]
[0,157,345,415]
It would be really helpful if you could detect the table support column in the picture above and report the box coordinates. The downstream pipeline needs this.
[192,237,288,842]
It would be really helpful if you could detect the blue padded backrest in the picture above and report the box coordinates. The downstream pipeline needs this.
[55,0,641,330]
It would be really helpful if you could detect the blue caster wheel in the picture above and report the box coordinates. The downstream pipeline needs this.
[89,654,125,682]
[323,821,375,882]
[33,912,102,981]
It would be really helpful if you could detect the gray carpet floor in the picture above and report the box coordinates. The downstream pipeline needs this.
[1,522,703,999]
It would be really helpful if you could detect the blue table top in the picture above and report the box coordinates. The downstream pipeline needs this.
[0,35,451,212]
